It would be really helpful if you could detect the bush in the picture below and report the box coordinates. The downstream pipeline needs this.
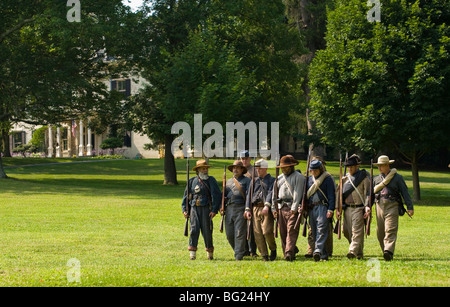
[99,137,123,155]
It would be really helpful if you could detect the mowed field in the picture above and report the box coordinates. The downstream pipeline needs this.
[0,158,448,287]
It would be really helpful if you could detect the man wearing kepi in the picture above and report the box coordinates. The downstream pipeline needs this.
[306,159,335,261]
[224,160,252,261]
[373,155,414,261]
[244,159,277,261]
[272,155,305,261]
[182,160,222,260]
[340,154,371,259]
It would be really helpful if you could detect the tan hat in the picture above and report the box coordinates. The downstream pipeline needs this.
[227,160,247,174]
[374,155,395,166]
[276,155,299,168]
[255,159,268,168]
[193,159,212,171]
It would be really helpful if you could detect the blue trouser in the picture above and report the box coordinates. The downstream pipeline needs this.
[309,204,329,259]
[225,203,247,260]
[189,205,214,252]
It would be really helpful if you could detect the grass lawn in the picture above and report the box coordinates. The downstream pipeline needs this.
[0,158,448,286]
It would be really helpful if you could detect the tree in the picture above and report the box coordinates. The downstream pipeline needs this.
[100,137,124,155]
[309,0,450,200]
[129,0,304,184]
[0,0,135,178]
[283,0,332,156]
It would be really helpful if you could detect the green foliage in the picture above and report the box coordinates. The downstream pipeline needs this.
[30,126,47,150]
[129,0,305,142]
[100,137,123,150]
[309,0,450,154]
[0,0,133,126]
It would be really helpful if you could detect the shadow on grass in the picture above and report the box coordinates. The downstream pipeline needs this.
[1,176,184,200]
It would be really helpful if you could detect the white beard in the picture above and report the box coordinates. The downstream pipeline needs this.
[198,172,209,180]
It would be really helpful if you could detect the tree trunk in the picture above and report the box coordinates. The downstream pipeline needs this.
[164,134,178,185]
[411,151,421,202]
[0,123,12,157]
[0,154,8,179]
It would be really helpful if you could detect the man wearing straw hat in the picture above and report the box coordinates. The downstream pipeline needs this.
[224,160,252,260]
[182,160,222,260]
[373,155,414,261]
[244,159,277,261]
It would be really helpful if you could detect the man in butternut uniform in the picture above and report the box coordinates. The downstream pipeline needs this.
[244,159,277,261]
[373,155,414,261]
[271,155,305,261]
[339,154,371,259]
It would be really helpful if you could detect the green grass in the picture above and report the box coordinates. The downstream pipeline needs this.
[0,158,448,286]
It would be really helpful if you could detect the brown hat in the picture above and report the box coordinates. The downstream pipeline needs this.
[227,160,247,174]
[276,155,299,168]
[193,159,212,171]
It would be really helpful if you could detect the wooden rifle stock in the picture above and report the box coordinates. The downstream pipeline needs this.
[220,165,226,233]
[365,159,374,237]
[184,157,190,237]
[247,159,256,241]
[294,150,311,235]
[274,159,280,238]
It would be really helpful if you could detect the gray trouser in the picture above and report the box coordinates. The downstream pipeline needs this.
[188,206,214,252]
[308,204,329,259]
[225,203,247,260]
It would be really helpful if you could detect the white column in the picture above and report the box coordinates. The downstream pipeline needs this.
[78,119,84,157]
[56,126,61,158]
[86,120,92,156]
[48,125,53,158]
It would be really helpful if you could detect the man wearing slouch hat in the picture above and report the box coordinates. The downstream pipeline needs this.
[373,155,414,261]
[271,155,305,261]
[338,154,371,259]
[182,160,222,260]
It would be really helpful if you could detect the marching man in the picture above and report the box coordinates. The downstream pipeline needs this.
[244,159,277,261]
[182,160,221,260]
[373,155,414,261]
[224,160,252,261]
[338,154,371,259]
[271,155,305,261]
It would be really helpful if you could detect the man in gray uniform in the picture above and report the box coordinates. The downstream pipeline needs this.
[224,160,252,261]
[373,155,414,261]
[182,160,222,260]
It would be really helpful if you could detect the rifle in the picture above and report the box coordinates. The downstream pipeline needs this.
[183,157,190,237]
[294,149,311,235]
[365,159,374,237]
[247,159,256,241]
[220,165,226,233]
[274,156,280,238]
[333,156,343,239]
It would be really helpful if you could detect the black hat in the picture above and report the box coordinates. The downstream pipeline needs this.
[344,154,361,166]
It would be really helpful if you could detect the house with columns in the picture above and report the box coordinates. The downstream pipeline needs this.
[9,75,161,159]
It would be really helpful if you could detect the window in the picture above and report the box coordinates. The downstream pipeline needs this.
[62,128,68,151]
[111,79,131,97]
[12,131,25,149]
